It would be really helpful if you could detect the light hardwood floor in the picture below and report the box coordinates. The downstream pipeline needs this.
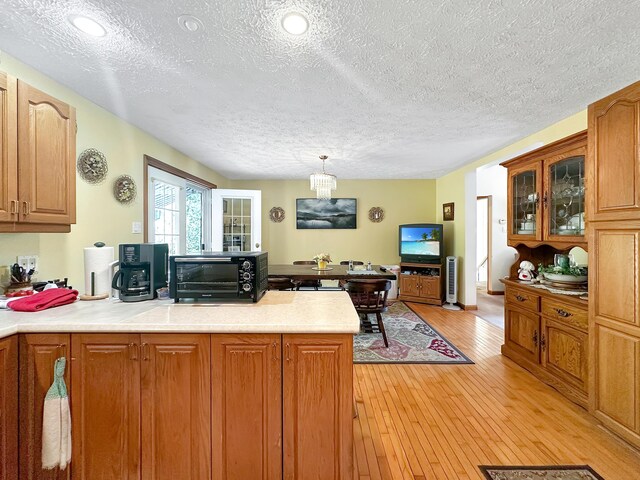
[353,303,640,480]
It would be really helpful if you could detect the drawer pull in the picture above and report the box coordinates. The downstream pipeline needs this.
[533,330,538,347]
[554,308,572,318]
[515,294,526,302]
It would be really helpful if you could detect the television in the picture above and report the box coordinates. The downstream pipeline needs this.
[399,224,443,263]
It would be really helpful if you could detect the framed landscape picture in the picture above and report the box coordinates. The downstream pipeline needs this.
[296,198,357,229]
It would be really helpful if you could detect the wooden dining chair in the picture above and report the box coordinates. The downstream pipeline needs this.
[345,279,391,348]
[267,277,298,291]
[292,261,322,290]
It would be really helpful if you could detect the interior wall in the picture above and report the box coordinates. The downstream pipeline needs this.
[476,164,517,293]
[0,52,229,289]
[231,179,437,265]
[435,110,587,305]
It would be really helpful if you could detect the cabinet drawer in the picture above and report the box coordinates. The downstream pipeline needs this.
[506,287,540,312]
[541,298,588,331]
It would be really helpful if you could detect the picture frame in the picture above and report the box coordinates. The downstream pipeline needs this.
[443,202,455,221]
[296,198,357,229]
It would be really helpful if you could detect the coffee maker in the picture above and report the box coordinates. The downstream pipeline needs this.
[112,243,168,302]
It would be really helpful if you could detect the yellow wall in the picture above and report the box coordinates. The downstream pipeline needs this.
[232,179,437,265]
[0,53,229,288]
[435,111,588,304]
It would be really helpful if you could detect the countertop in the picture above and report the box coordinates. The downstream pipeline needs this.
[0,291,360,339]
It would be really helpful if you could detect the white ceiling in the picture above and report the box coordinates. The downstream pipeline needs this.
[1,0,639,180]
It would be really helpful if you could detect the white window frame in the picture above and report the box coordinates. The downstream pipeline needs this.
[185,182,212,252]
[147,166,187,254]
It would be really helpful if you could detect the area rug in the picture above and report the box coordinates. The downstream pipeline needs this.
[353,301,473,364]
[479,465,605,480]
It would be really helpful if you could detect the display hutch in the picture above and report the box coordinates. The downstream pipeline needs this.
[500,130,590,408]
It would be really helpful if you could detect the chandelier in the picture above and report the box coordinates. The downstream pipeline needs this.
[309,155,337,200]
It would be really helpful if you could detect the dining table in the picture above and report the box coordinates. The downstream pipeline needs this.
[268,264,396,281]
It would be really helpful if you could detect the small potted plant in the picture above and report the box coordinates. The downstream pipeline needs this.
[538,263,588,284]
[312,253,332,270]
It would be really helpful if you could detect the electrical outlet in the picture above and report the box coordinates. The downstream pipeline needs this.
[17,255,38,273]
[132,221,142,234]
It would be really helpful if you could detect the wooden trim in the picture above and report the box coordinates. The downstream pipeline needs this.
[486,289,505,295]
[500,130,588,168]
[459,303,478,311]
[142,155,217,243]
[0,223,70,233]
[477,195,492,291]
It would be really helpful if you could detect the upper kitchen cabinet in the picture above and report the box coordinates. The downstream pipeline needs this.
[588,80,640,222]
[0,73,76,233]
[502,130,587,249]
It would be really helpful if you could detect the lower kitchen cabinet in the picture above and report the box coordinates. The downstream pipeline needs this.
[0,335,18,480]
[211,334,282,480]
[19,333,71,480]
[503,304,540,364]
[71,333,212,480]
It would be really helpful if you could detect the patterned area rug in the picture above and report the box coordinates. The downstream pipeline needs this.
[479,465,605,480]
[353,301,473,364]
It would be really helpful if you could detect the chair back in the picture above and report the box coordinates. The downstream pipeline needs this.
[293,260,316,265]
[345,279,391,313]
[339,260,364,265]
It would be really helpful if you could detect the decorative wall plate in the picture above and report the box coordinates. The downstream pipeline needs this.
[368,207,384,223]
[113,175,137,204]
[77,148,108,184]
[269,206,285,223]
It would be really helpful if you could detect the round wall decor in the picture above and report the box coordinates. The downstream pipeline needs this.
[368,207,385,223]
[269,207,285,223]
[113,175,137,204]
[77,148,108,184]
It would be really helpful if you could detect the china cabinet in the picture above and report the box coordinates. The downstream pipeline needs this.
[503,130,587,249]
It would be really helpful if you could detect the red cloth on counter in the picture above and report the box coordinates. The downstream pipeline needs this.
[8,288,78,312]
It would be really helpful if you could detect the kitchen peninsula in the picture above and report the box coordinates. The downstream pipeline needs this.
[0,291,358,479]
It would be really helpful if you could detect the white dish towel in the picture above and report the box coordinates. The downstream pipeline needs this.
[42,357,72,470]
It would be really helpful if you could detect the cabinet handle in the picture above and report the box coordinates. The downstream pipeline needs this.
[129,343,138,360]
[10,200,18,215]
[285,343,291,362]
[272,342,278,361]
[534,195,540,210]
[141,343,149,361]
[543,192,548,207]
[515,295,526,302]
[532,330,538,347]
[554,308,572,318]
[56,344,65,359]
[22,201,28,216]
[540,333,546,351]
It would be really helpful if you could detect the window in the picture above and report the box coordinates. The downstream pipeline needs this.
[145,156,215,255]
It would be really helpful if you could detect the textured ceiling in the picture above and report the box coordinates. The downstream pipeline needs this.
[1,0,639,179]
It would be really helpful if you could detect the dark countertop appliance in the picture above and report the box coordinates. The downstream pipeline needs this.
[112,243,168,302]
[169,251,268,303]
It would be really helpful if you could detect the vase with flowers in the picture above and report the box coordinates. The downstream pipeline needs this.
[312,253,332,270]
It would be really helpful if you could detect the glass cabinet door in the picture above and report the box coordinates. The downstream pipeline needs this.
[511,169,539,236]
[547,155,585,238]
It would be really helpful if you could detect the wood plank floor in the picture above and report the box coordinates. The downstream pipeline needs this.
[353,303,640,480]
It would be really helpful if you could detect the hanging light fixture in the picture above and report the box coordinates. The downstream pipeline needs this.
[309,155,337,200]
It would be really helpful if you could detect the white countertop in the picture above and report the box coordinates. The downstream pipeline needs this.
[0,291,360,339]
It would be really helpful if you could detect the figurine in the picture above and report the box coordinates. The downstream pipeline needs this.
[518,261,536,282]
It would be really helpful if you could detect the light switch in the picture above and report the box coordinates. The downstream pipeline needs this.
[132,221,142,234]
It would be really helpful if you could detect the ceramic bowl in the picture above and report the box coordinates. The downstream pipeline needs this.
[543,272,588,283]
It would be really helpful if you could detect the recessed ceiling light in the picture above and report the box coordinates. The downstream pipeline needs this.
[281,12,309,35]
[69,15,106,37]
[178,14,204,33]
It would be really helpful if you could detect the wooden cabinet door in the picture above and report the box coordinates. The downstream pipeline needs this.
[507,161,543,243]
[400,275,420,297]
[420,276,438,299]
[541,318,588,392]
[0,72,17,223]
[71,334,140,480]
[283,334,353,480]
[140,334,211,480]
[17,80,76,225]
[19,333,71,480]
[504,306,540,364]
[211,334,281,480]
[588,80,640,222]
[0,336,18,480]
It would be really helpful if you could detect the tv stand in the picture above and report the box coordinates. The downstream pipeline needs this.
[398,262,444,306]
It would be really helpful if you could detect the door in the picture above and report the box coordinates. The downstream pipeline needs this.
[283,334,353,480]
[19,334,71,480]
[71,334,140,480]
[541,318,588,391]
[0,73,17,223]
[140,334,211,480]
[420,276,439,299]
[476,196,491,290]
[211,334,282,480]
[17,80,76,225]
[0,336,18,480]
[400,275,420,297]
[504,306,540,364]
[212,189,262,252]
[507,162,543,242]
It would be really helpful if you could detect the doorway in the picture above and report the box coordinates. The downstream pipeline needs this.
[476,196,491,292]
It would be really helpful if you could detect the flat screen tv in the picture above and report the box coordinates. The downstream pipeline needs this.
[399,224,443,263]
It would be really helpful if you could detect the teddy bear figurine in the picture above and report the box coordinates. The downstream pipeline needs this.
[518,260,536,282]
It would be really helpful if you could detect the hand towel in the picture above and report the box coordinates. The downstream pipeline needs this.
[8,288,78,312]
[42,357,72,470]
